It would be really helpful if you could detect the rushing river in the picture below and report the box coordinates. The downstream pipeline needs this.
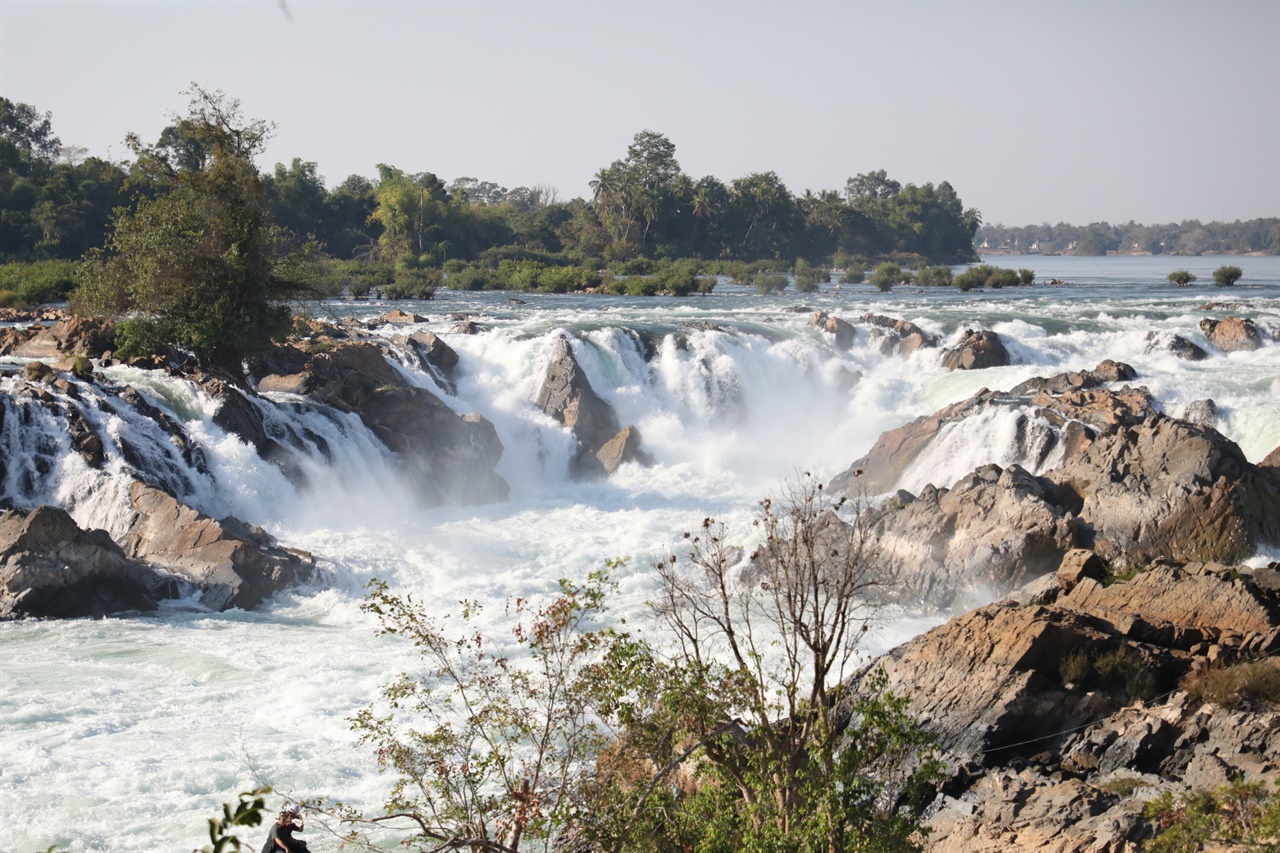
[2,254,1279,852]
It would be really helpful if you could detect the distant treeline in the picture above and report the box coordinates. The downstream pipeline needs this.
[2,97,980,271]
[977,219,1279,256]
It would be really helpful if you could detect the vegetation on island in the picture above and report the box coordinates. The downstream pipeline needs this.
[978,218,1279,256]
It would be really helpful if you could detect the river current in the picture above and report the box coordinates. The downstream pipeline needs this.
[2,254,1279,851]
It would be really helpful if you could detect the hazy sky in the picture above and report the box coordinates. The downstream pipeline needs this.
[3,0,1277,226]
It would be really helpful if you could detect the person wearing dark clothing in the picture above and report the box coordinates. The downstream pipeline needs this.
[261,806,310,853]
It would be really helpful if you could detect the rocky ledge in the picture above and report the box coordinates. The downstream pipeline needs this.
[845,555,1280,852]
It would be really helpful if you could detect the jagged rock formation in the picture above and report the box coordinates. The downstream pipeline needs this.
[830,362,1280,607]
[808,311,940,357]
[1144,331,1208,361]
[1200,316,1263,352]
[250,339,508,504]
[845,559,1280,853]
[535,334,652,479]
[1,505,159,619]
[940,329,1010,371]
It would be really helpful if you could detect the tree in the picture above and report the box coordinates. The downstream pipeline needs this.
[76,86,299,375]
[340,478,939,853]
[0,97,61,178]
[1213,264,1243,287]
[1167,269,1196,287]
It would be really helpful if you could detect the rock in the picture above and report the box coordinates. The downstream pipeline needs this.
[860,313,940,357]
[861,464,1081,610]
[1144,331,1208,362]
[251,341,508,504]
[1263,445,1280,468]
[1181,398,1217,428]
[0,505,159,619]
[392,330,460,394]
[595,425,655,475]
[380,309,425,325]
[940,329,1010,371]
[11,316,116,360]
[810,311,855,350]
[1058,549,1106,593]
[535,335,627,479]
[1199,316,1263,352]
[121,481,315,612]
[1008,361,1137,397]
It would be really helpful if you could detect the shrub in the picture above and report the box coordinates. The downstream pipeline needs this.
[381,267,440,299]
[445,264,498,291]
[1213,264,1243,287]
[654,260,702,296]
[1184,660,1280,708]
[613,257,657,276]
[987,267,1020,289]
[869,261,905,292]
[753,271,788,295]
[1060,648,1091,686]
[1144,780,1280,853]
[1018,268,1036,286]
[1167,269,1197,287]
[916,265,953,287]
[841,264,866,285]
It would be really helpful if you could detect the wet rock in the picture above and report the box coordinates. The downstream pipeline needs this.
[1144,331,1208,362]
[1181,398,1217,428]
[810,311,855,350]
[122,481,316,612]
[941,329,1010,371]
[1199,316,1263,352]
[380,309,426,325]
[860,313,940,357]
[0,505,159,619]
[595,425,655,475]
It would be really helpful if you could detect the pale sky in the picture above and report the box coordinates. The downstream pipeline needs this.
[2,0,1277,226]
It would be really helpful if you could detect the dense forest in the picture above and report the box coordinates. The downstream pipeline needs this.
[1,96,979,272]
[977,218,1279,256]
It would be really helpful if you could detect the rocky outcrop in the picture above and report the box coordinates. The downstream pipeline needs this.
[1199,316,1263,352]
[121,481,315,612]
[251,341,508,504]
[0,505,159,619]
[535,335,651,479]
[940,329,1010,371]
[1144,331,1208,362]
[860,313,940,357]
[8,316,116,360]
[830,363,1280,605]
[861,464,1081,610]
[810,311,856,350]
[392,330,459,395]
[846,559,1280,853]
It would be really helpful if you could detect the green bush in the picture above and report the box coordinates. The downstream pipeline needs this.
[916,265,953,287]
[1184,660,1280,708]
[1144,780,1280,853]
[613,257,657,276]
[381,267,441,299]
[753,271,788,294]
[0,260,82,307]
[792,259,829,293]
[654,260,703,296]
[1018,268,1036,286]
[1167,269,1197,287]
[445,264,498,291]
[869,261,907,292]
[841,264,866,285]
[1213,264,1243,287]
[987,267,1020,289]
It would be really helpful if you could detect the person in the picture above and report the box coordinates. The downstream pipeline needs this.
[260,804,310,853]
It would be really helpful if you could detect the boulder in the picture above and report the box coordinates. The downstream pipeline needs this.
[11,316,116,360]
[1199,316,1263,352]
[1263,445,1280,468]
[1057,549,1106,593]
[121,481,315,612]
[251,341,508,504]
[392,330,460,394]
[940,329,1010,371]
[380,309,426,325]
[595,425,655,475]
[810,311,856,350]
[860,464,1081,610]
[536,334,644,480]
[860,313,940,357]
[0,505,159,619]
[1181,398,1217,428]
[1144,331,1208,362]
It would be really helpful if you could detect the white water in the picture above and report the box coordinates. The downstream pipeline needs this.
[2,255,1279,852]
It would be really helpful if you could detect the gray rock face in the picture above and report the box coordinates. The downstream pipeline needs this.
[860,313,940,357]
[940,329,1010,371]
[1145,331,1208,361]
[1199,316,1263,352]
[810,311,856,350]
[831,365,1280,598]
[534,335,652,479]
[252,341,508,505]
[121,482,316,612]
[0,505,158,619]
[861,464,1081,610]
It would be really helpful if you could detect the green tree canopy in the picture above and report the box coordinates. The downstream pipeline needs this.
[77,86,300,375]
